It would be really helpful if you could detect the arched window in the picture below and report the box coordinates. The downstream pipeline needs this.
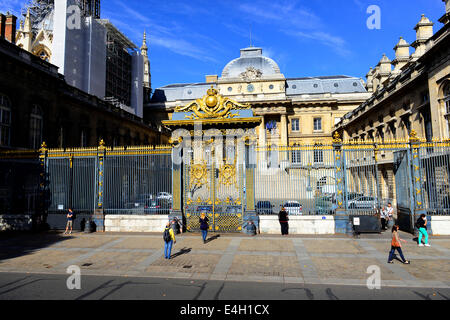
[36,49,50,62]
[29,105,43,149]
[0,94,12,146]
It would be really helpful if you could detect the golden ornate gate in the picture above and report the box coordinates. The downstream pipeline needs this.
[184,157,244,233]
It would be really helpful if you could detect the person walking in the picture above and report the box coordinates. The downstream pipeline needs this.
[64,209,74,235]
[416,214,431,247]
[386,203,394,228]
[199,213,209,244]
[171,217,182,234]
[163,222,176,259]
[387,225,410,264]
[380,206,388,231]
[278,206,289,236]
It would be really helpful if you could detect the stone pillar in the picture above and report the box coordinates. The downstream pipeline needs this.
[332,133,350,234]
[410,131,428,234]
[38,142,50,230]
[280,114,288,162]
[259,116,266,147]
[94,139,106,232]
[170,143,184,232]
[280,114,288,146]
[243,148,258,234]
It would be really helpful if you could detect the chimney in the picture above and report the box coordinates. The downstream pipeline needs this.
[0,14,5,40]
[411,14,434,60]
[376,54,392,87]
[205,75,218,83]
[366,68,374,93]
[4,12,17,43]
[392,37,410,76]
[439,0,450,25]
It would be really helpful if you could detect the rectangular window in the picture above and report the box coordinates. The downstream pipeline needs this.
[0,107,11,146]
[314,144,324,163]
[291,119,300,132]
[313,118,322,131]
[291,146,301,164]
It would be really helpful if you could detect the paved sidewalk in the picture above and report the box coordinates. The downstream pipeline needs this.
[0,231,449,288]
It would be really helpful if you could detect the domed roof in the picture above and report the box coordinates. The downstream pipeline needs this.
[221,47,282,79]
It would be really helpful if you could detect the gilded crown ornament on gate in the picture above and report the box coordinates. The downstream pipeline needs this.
[175,85,251,120]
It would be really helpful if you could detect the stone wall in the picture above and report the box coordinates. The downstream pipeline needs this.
[431,216,450,235]
[259,215,335,235]
[105,215,169,232]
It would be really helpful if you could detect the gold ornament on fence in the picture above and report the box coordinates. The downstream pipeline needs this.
[218,164,237,186]
[189,163,208,189]
[175,86,251,120]
[333,132,342,143]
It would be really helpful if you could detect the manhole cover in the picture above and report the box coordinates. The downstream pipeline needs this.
[183,265,192,269]
[82,263,93,267]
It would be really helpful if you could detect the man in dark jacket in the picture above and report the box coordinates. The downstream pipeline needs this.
[279,206,289,236]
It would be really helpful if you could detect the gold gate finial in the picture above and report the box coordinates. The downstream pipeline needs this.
[333,132,342,143]
[409,130,419,142]
[40,141,48,152]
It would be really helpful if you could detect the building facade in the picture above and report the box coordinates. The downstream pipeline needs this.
[147,47,371,148]
[15,0,151,118]
[335,1,450,142]
[0,30,165,150]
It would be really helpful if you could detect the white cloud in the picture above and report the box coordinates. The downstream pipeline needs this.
[109,1,220,63]
[237,0,351,57]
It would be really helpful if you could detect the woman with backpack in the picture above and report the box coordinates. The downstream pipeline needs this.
[416,214,431,247]
[387,225,410,264]
[163,222,176,259]
[199,213,209,244]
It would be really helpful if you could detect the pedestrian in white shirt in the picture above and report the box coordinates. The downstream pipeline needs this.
[386,203,394,228]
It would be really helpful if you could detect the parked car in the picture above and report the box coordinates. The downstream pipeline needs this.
[144,199,171,214]
[283,201,303,215]
[125,195,153,209]
[256,201,274,214]
[157,192,172,201]
[348,196,377,209]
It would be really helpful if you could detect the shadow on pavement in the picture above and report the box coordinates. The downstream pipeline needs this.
[171,247,192,259]
[0,231,74,263]
[205,235,220,244]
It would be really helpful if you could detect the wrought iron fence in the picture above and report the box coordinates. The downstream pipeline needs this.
[1,133,449,221]
[0,150,42,216]
[253,135,450,218]
[43,143,173,215]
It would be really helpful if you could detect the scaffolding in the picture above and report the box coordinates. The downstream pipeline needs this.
[100,20,137,108]
[21,0,100,28]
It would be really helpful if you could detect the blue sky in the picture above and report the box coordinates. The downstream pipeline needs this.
[1,0,446,90]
